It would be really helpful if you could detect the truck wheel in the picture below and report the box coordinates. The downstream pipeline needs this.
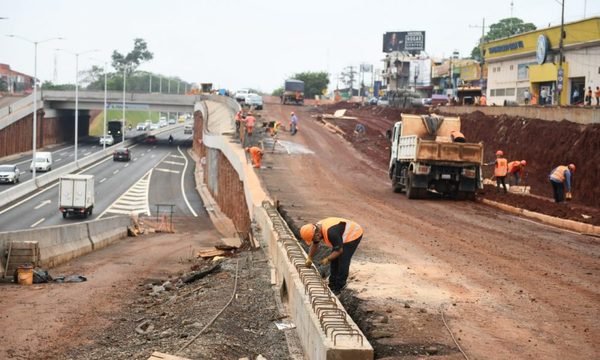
[392,175,403,193]
[406,174,419,199]
[62,212,67,219]
[89,208,93,215]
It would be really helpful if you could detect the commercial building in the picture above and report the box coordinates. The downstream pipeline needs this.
[0,63,34,94]
[483,17,600,105]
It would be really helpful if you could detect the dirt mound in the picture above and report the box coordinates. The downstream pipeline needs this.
[315,104,599,216]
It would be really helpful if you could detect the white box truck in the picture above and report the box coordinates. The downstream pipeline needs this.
[58,174,95,218]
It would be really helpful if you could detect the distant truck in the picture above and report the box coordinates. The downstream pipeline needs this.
[59,174,95,218]
[387,114,483,199]
[107,120,123,142]
[281,79,304,105]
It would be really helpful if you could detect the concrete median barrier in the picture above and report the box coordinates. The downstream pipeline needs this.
[88,215,131,250]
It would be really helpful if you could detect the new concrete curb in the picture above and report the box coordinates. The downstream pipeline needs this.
[480,198,600,235]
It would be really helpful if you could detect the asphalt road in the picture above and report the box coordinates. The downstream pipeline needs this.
[0,128,204,231]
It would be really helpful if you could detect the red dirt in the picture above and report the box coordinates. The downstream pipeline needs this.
[257,98,600,359]
[316,102,599,224]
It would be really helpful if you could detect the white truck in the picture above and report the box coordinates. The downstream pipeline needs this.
[58,174,95,218]
[388,114,483,199]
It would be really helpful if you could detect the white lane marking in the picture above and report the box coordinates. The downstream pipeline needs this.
[124,163,129,168]
[133,158,138,161]
[151,155,155,158]
[169,155,184,159]
[30,218,45,228]
[99,178,107,183]
[0,145,139,216]
[155,168,180,174]
[163,161,185,166]
[84,152,91,156]
[55,158,63,162]
[34,199,51,209]
[141,153,145,157]
[177,146,198,217]
[99,170,153,219]
[146,149,151,152]
[113,169,119,175]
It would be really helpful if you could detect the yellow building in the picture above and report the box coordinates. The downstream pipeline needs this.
[483,17,600,105]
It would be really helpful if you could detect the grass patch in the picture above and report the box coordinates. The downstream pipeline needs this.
[89,110,162,136]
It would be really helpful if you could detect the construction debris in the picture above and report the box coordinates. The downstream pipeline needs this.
[148,352,191,360]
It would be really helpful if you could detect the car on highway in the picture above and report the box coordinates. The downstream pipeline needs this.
[168,118,176,125]
[30,151,53,172]
[184,124,193,134]
[136,122,147,131]
[234,89,250,102]
[159,119,168,127]
[99,135,114,146]
[113,147,131,161]
[245,93,263,110]
[0,164,21,184]
[150,123,160,130]
[144,135,158,144]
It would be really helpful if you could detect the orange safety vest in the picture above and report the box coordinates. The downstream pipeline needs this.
[480,96,487,106]
[317,217,363,248]
[248,147,262,157]
[508,161,522,174]
[550,165,569,183]
[495,158,508,177]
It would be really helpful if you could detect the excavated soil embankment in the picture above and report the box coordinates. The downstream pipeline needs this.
[318,103,600,224]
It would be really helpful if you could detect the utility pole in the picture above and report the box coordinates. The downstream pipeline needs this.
[557,0,565,106]
[470,18,489,91]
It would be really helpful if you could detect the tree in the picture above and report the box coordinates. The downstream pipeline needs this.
[291,71,329,99]
[272,87,283,96]
[470,17,536,62]
[41,81,75,90]
[112,38,153,74]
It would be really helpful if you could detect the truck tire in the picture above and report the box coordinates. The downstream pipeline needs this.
[406,174,420,199]
[62,212,67,219]
[392,178,403,193]
[456,191,476,201]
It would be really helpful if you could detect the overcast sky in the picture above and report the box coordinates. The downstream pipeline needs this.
[2,0,599,92]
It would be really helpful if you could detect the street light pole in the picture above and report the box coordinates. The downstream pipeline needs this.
[557,0,565,106]
[122,66,127,143]
[6,35,63,181]
[103,62,108,150]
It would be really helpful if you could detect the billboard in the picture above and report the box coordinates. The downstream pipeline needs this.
[383,31,426,53]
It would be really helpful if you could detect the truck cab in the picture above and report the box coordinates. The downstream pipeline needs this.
[388,114,483,199]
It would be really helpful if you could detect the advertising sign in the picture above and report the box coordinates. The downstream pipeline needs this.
[383,31,426,53]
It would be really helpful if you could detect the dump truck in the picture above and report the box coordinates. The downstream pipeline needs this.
[59,174,95,218]
[387,114,483,199]
[281,79,304,105]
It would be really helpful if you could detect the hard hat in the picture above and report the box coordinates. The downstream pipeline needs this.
[520,160,527,166]
[290,112,295,115]
[568,163,576,172]
[496,150,504,156]
[300,224,316,245]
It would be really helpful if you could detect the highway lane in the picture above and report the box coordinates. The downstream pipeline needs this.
[0,128,201,231]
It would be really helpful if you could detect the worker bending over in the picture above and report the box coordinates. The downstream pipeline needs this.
[549,164,575,203]
[245,146,263,168]
[450,130,465,143]
[300,217,363,295]
[508,160,527,185]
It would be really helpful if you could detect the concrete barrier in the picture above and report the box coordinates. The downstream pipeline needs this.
[88,215,131,250]
[0,216,131,278]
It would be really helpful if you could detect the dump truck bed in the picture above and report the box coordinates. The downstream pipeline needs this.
[398,135,483,164]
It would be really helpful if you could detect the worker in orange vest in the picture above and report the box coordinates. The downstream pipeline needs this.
[300,217,363,295]
[245,112,256,146]
[245,146,263,168]
[479,94,487,106]
[549,164,575,202]
[508,160,527,185]
[450,130,465,143]
[488,150,508,193]
[234,110,243,135]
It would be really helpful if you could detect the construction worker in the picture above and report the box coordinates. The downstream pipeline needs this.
[234,110,243,135]
[290,112,298,135]
[479,94,487,106]
[300,217,363,295]
[245,112,256,145]
[450,130,465,143]
[549,164,575,203]
[245,146,263,168]
[489,150,508,193]
[508,160,527,185]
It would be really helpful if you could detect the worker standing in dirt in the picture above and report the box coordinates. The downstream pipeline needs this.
[508,160,527,185]
[479,94,487,106]
[549,164,576,203]
[245,112,256,146]
[450,130,465,143]
[234,110,243,136]
[245,146,263,168]
[595,86,600,106]
[300,217,363,295]
[523,89,531,105]
[290,111,298,135]
[486,150,508,193]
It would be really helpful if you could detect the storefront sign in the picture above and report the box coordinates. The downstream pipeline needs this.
[488,41,524,54]
[536,35,549,65]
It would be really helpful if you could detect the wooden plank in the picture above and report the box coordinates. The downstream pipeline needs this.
[148,351,191,360]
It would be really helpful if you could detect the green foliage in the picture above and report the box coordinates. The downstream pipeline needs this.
[112,38,154,74]
[89,110,160,136]
[272,87,284,96]
[470,17,537,61]
[41,81,76,90]
[291,71,329,99]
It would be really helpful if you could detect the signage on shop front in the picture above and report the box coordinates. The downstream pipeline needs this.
[536,35,549,65]
[488,41,524,54]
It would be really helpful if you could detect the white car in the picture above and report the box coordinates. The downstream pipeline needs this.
[99,135,114,146]
[234,89,250,102]
[168,118,176,125]
[159,119,168,127]
[0,164,21,184]
[245,93,263,110]
[150,123,160,130]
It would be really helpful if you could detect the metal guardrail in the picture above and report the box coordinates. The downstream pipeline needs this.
[263,201,365,346]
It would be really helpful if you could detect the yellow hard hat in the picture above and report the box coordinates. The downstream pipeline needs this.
[300,224,316,245]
